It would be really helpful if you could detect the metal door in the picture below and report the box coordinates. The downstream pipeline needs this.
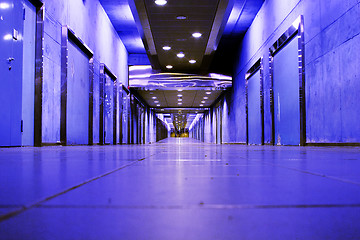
[121,89,129,144]
[0,1,24,146]
[67,39,90,145]
[216,108,221,144]
[248,71,262,145]
[104,74,114,144]
[273,38,300,145]
[217,107,222,144]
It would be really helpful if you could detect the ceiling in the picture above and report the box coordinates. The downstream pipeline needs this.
[139,89,223,108]
[99,0,264,72]
[99,0,264,131]
[129,0,230,72]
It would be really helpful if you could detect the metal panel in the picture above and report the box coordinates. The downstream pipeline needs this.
[99,64,117,145]
[22,0,36,146]
[127,94,131,144]
[67,39,90,145]
[34,5,44,147]
[60,26,68,145]
[273,39,300,145]
[216,106,222,144]
[246,58,264,145]
[89,58,94,145]
[60,26,94,145]
[269,16,306,146]
[247,71,262,144]
[120,87,130,144]
[0,0,23,146]
[104,75,114,144]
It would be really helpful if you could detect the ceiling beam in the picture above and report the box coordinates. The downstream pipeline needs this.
[128,0,160,68]
[205,0,234,55]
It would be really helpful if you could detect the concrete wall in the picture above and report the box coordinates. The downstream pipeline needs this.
[192,0,360,144]
[42,0,128,144]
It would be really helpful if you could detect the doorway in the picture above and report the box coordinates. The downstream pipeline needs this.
[270,16,306,146]
[0,0,40,146]
[61,27,94,146]
[246,59,264,145]
[99,64,117,145]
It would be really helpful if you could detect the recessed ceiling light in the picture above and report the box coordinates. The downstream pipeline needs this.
[178,102,182,105]
[0,3,10,9]
[200,104,204,107]
[178,99,182,101]
[155,0,167,6]
[201,101,205,103]
[177,52,185,58]
[152,96,157,99]
[177,94,182,97]
[154,100,159,103]
[189,60,196,64]
[163,46,171,51]
[178,89,183,92]
[203,97,208,99]
[176,15,187,20]
[192,32,202,38]
[205,91,211,95]
[157,104,161,107]
[166,65,173,69]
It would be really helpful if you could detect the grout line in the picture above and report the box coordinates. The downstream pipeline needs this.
[263,162,360,187]
[2,203,360,210]
[0,153,158,223]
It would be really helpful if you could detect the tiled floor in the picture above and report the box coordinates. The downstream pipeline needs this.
[1,138,360,239]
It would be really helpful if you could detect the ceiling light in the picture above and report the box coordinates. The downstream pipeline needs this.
[157,104,161,107]
[152,96,157,99]
[178,99,182,101]
[189,60,196,64]
[205,91,211,95]
[200,104,204,107]
[203,97,208,99]
[155,0,167,6]
[0,3,10,9]
[178,89,183,92]
[163,46,171,51]
[177,94,182,97]
[176,15,187,20]
[166,65,173,69]
[177,52,185,58]
[201,101,206,103]
[3,34,12,41]
[192,32,202,38]
[178,102,182,105]
[154,100,159,103]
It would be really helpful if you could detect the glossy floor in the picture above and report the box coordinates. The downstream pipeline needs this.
[1,138,360,239]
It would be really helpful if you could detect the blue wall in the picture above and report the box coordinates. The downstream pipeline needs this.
[193,0,360,144]
[41,0,128,144]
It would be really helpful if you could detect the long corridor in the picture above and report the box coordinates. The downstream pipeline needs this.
[1,139,360,239]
